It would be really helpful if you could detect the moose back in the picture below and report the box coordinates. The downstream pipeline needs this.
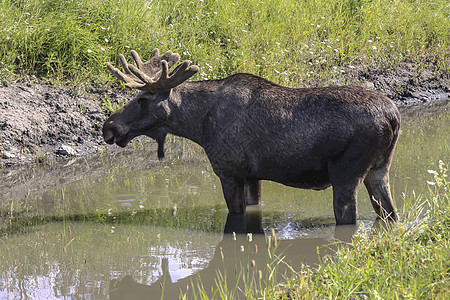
[103,49,400,225]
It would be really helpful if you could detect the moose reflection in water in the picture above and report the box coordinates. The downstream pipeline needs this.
[109,209,360,299]
[103,48,399,225]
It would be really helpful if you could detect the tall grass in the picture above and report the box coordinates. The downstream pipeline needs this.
[1,0,448,86]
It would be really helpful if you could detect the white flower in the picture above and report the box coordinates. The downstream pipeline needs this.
[427,169,438,175]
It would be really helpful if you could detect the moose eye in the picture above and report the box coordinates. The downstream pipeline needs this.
[137,94,155,105]
[137,97,147,104]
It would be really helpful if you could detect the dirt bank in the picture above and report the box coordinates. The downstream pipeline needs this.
[0,80,130,167]
[355,60,449,104]
[1,62,449,167]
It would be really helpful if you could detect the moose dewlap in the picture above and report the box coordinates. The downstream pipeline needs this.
[103,49,400,225]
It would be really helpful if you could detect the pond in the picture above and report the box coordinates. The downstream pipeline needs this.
[0,100,448,299]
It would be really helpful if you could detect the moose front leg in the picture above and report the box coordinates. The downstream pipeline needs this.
[219,177,246,214]
[245,179,261,206]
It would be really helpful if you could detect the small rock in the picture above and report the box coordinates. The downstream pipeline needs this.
[57,145,77,156]
[1,151,16,159]
[363,81,375,89]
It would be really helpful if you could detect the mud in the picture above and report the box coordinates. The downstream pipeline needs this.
[355,60,449,105]
[0,80,131,166]
[1,62,449,167]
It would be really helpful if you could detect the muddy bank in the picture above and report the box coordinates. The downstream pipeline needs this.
[355,60,449,105]
[0,80,131,167]
[1,62,449,167]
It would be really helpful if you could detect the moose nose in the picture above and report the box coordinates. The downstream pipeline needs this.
[103,121,116,144]
[103,131,115,144]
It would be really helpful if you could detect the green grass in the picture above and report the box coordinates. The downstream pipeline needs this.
[1,0,448,86]
[101,94,126,115]
[184,161,449,299]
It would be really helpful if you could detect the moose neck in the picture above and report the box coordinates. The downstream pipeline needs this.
[166,80,221,145]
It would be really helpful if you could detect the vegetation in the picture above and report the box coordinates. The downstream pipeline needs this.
[1,0,448,87]
[1,0,448,297]
[185,161,449,299]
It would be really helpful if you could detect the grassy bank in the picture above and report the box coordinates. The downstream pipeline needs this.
[1,0,448,87]
[184,161,449,299]
[280,161,449,299]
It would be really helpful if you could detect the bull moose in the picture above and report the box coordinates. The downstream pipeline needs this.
[103,49,400,225]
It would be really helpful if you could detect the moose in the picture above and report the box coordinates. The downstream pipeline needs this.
[103,49,400,225]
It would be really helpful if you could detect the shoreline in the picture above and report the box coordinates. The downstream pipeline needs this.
[1,62,449,167]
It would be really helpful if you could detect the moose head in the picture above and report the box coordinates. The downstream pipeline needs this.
[103,49,199,158]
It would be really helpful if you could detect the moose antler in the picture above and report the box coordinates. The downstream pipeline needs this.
[107,49,199,93]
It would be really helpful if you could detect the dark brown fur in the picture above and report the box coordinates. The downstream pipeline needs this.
[103,73,400,224]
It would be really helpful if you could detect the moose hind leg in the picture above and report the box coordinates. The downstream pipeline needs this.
[328,146,370,225]
[245,179,261,206]
[364,167,397,221]
[331,184,359,225]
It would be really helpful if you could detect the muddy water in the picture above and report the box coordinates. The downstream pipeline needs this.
[0,101,448,299]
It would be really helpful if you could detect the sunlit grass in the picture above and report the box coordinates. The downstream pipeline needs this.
[1,0,448,86]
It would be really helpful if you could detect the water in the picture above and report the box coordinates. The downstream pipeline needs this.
[0,100,448,299]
